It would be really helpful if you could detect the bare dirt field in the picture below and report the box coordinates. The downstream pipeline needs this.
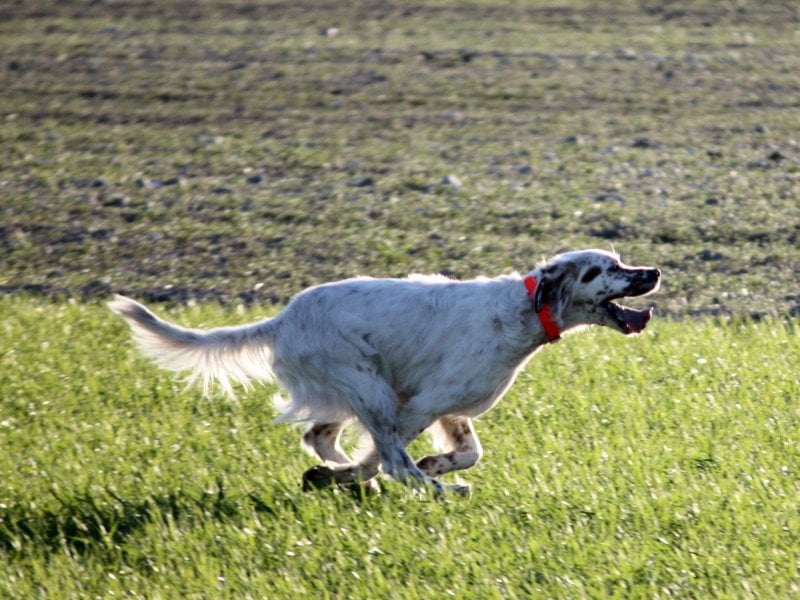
[2,1,799,317]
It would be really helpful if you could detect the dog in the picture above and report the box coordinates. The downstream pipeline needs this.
[110,249,660,495]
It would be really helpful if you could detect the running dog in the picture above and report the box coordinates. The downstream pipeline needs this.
[110,249,660,495]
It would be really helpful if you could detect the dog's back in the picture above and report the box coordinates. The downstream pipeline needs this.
[267,275,534,417]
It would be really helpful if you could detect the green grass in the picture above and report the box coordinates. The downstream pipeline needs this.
[2,297,798,598]
[2,1,800,597]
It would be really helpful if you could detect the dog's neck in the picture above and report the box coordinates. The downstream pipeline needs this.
[522,275,561,343]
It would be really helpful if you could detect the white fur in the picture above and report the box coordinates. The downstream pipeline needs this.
[110,249,660,494]
[106,298,274,397]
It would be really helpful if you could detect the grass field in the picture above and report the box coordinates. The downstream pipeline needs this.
[1,299,799,598]
[2,0,800,598]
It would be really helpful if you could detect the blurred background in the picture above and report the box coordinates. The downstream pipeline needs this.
[2,1,799,317]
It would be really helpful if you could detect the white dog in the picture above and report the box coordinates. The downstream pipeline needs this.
[110,249,660,494]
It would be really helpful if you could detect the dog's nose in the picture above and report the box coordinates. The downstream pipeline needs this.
[641,268,660,281]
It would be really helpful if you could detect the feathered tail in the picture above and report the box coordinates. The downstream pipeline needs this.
[108,295,275,397]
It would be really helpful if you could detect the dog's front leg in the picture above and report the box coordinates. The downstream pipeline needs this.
[303,437,447,495]
[302,452,381,492]
[415,416,482,496]
[301,371,442,493]
[301,422,351,465]
[376,426,439,490]
[416,416,482,476]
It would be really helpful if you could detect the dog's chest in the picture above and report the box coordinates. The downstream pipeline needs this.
[390,344,534,418]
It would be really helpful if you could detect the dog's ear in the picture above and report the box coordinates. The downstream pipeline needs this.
[532,275,546,313]
[535,263,578,312]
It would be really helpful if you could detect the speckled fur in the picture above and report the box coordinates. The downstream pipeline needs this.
[110,249,660,494]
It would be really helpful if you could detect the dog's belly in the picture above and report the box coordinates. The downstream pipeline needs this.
[394,355,528,419]
[448,371,520,417]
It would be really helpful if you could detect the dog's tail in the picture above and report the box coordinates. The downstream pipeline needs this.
[109,295,275,397]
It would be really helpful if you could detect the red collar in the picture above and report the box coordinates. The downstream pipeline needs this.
[523,275,561,342]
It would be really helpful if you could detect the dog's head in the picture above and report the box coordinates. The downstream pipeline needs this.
[532,249,661,334]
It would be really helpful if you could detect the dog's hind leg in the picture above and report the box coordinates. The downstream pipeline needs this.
[301,422,351,465]
[415,416,483,495]
[302,449,382,492]
[301,367,443,492]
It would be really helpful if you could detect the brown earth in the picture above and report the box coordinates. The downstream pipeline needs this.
[1,1,799,317]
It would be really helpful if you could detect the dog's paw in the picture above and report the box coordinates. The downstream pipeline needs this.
[341,477,382,498]
[426,477,472,498]
[446,482,472,497]
[301,465,337,491]
[423,480,471,498]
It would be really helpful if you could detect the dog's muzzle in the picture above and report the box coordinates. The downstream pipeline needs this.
[628,268,661,296]
[603,268,661,334]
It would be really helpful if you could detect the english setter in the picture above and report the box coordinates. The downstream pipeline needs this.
[110,249,660,495]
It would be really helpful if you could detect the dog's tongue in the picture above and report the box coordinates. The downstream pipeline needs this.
[611,304,654,334]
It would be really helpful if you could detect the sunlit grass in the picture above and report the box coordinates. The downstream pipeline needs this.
[2,298,798,597]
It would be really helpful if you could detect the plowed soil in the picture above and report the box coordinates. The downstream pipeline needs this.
[2,1,799,317]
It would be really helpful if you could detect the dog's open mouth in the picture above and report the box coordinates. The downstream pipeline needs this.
[602,299,654,334]
[601,269,660,334]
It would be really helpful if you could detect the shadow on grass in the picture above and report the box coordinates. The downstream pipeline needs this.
[0,478,379,556]
[0,479,278,556]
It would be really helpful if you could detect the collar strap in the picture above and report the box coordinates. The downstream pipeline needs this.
[523,275,561,343]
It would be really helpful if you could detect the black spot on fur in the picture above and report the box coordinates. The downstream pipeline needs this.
[581,266,602,284]
[542,272,567,304]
